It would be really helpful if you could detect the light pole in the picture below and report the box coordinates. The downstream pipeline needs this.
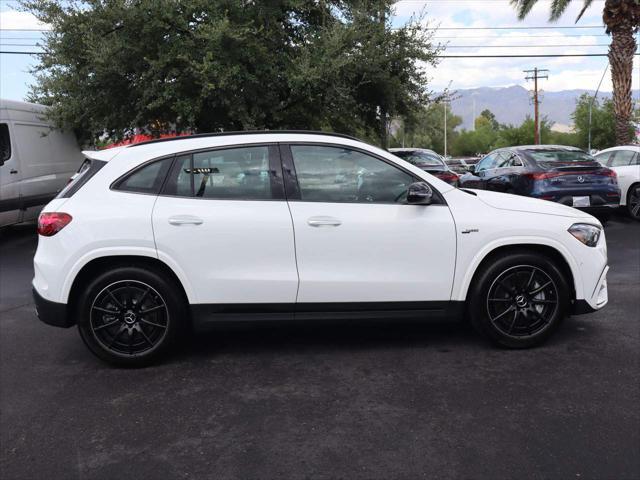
[443,99,447,158]
[588,62,609,153]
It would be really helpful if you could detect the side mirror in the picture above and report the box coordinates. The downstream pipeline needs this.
[406,181,433,205]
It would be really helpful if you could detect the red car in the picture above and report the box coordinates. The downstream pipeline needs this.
[389,148,459,186]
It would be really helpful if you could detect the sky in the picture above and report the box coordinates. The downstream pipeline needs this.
[1,0,639,101]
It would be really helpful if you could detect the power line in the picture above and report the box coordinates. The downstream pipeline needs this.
[427,25,604,30]
[444,44,613,48]
[433,34,609,39]
[1,43,622,49]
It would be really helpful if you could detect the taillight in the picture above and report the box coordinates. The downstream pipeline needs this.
[525,172,560,181]
[438,172,459,184]
[37,212,72,236]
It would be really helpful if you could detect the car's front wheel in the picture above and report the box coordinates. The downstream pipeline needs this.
[469,251,570,348]
[76,266,186,366]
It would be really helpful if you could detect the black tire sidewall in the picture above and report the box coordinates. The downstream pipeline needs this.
[627,184,640,221]
[469,251,570,349]
[76,266,186,366]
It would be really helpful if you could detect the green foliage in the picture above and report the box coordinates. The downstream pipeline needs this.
[572,93,618,150]
[21,0,440,145]
[389,102,462,155]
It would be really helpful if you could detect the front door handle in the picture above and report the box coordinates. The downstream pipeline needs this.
[10,169,18,174]
[307,216,342,227]
[168,215,203,226]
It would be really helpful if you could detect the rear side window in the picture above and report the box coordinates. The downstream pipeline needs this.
[56,159,107,198]
[114,157,173,194]
[610,150,638,167]
[163,146,272,200]
[0,123,10,163]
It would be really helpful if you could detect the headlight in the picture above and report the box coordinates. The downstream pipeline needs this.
[568,223,601,247]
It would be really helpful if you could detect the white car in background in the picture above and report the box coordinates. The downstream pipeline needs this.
[0,100,83,227]
[594,146,640,220]
[32,131,609,366]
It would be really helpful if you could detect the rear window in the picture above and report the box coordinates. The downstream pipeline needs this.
[393,151,443,167]
[113,157,173,194]
[526,149,594,163]
[56,159,106,198]
[0,123,10,163]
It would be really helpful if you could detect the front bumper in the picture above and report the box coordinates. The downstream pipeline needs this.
[574,265,609,314]
[32,287,73,328]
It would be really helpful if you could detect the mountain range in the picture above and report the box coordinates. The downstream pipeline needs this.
[448,85,639,132]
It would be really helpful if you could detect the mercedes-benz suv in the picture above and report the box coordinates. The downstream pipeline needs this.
[33,132,609,366]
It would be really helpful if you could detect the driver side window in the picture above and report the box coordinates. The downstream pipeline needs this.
[290,145,414,204]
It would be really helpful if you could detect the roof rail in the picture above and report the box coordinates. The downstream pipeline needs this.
[126,130,360,148]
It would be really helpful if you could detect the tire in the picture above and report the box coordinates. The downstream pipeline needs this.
[627,183,640,221]
[76,265,186,366]
[468,251,570,349]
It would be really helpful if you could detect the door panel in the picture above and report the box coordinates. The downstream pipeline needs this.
[286,144,457,304]
[0,122,21,225]
[152,144,297,305]
[153,197,298,304]
[288,202,456,302]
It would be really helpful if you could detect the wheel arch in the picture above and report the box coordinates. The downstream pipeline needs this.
[66,255,193,320]
[625,181,640,207]
[457,241,578,303]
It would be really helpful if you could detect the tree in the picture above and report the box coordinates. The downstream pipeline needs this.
[478,109,501,130]
[510,0,640,145]
[572,93,618,149]
[20,1,440,146]
[390,102,462,154]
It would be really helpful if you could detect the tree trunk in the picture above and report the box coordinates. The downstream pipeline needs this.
[606,3,638,145]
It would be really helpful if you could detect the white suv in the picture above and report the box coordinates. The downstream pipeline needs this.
[32,132,609,365]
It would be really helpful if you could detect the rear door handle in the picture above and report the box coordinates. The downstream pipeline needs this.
[307,216,341,227]
[168,215,203,226]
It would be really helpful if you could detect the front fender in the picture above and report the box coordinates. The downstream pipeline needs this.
[451,236,582,302]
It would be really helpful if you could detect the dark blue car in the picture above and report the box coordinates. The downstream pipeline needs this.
[459,145,620,214]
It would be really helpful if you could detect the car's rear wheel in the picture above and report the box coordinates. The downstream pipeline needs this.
[469,251,570,348]
[76,266,186,366]
[627,184,640,221]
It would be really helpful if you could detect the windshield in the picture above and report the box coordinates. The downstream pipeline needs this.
[527,150,595,163]
[393,151,444,167]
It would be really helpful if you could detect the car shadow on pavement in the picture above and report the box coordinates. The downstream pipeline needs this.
[169,318,520,364]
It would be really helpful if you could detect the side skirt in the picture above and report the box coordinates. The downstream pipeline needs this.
[191,301,466,332]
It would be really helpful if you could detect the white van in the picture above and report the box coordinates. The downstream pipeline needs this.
[0,99,83,227]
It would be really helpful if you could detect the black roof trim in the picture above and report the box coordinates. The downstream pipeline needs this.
[126,130,360,148]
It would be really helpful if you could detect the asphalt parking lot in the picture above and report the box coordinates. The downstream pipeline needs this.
[1,214,639,480]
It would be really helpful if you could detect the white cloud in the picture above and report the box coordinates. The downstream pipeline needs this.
[391,0,640,93]
[0,10,50,30]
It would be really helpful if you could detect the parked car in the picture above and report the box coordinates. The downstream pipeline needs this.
[389,148,459,185]
[0,99,84,227]
[593,145,640,220]
[446,156,481,174]
[458,145,620,215]
[33,132,609,366]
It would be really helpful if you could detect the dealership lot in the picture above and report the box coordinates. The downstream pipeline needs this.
[1,215,639,479]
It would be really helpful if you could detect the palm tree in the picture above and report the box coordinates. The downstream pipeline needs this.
[511,0,639,145]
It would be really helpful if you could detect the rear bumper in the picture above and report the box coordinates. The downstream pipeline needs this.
[32,287,73,328]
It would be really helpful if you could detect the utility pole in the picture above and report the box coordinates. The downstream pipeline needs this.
[524,68,548,145]
[379,3,388,149]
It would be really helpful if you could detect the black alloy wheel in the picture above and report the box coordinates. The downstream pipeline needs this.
[90,280,169,356]
[469,251,569,349]
[77,266,185,366]
[486,265,558,338]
